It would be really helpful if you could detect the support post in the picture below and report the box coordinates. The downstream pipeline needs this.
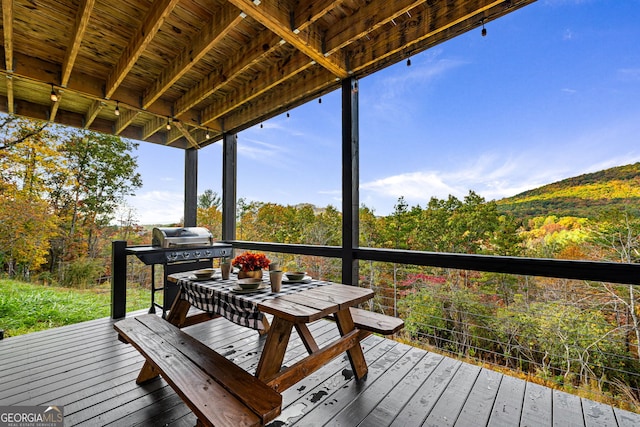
[341,77,359,285]
[222,133,237,241]
[111,240,127,319]
[184,148,198,227]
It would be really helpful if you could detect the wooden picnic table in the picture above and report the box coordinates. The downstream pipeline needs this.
[166,271,376,391]
[115,270,402,426]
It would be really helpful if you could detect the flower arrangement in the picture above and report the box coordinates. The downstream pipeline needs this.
[232,252,271,272]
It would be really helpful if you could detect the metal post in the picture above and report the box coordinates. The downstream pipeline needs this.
[184,148,198,227]
[342,77,359,285]
[222,133,237,241]
[111,240,127,319]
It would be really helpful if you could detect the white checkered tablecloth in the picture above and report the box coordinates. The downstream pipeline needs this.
[174,271,332,330]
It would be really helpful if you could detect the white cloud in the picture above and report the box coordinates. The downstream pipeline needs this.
[124,190,184,225]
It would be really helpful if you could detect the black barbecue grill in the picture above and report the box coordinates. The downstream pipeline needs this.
[123,227,232,316]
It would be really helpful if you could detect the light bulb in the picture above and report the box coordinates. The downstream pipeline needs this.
[114,101,120,116]
[50,85,58,102]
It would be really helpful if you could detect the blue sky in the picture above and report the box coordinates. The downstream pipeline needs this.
[125,0,640,225]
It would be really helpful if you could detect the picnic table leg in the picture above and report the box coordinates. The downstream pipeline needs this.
[334,308,368,380]
[166,289,191,328]
[259,316,270,336]
[255,316,293,384]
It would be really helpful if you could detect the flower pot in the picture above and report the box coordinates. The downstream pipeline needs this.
[237,270,263,280]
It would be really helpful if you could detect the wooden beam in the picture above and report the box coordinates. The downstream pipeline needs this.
[61,0,95,87]
[324,0,425,55]
[104,0,180,99]
[114,108,139,135]
[222,66,338,132]
[174,32,281,117]
[142,3,242,109]
[222,133,237,241]
[341,77,359,285]
[5,75,13,114]
[84,99,104,129]
[227,0,347,78]
[184,148,198,227]
[9,52,198,122]
[201,50,313,126]
[174,121,200,149]
[3,0,14,113]
[2,0,13,72]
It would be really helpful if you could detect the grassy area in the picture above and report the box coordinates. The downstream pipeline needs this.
[0,279,150,337]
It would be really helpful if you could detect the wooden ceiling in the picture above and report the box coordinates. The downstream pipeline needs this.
[0,0,535,149]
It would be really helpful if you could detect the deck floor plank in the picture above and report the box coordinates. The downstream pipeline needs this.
[1,314,640,426]
[552,388,585,427]
[423,362,483,426]
[521,382,553,427]
[455,368,503,427]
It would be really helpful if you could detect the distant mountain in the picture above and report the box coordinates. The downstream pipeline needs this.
[496,163,640,219]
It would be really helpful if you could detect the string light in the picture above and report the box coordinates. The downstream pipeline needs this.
[50,84,58,102]
[114,101,120,116]
[286,111,290,118]
[166,118,171,130]
[205,128,210,139]
[318,97,322,104]
[407,58,411,66]
[260,123,263,128]
[481,19,487,37]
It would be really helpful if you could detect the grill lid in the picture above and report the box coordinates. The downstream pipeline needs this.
[152,227,213,248]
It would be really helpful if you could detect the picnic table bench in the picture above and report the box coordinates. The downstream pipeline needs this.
[114,314,281,427]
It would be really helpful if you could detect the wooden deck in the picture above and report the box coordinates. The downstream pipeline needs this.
[1,312,639,426]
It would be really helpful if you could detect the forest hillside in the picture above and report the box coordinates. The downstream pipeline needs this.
[496,162,640,219]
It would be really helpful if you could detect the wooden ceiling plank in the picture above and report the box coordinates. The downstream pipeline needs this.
[105,0,181,100]
[142,3,243,109]
[324,0,425,55]
[174,121,200,149]
[227,0,347,78]
[174,32,281,117]
[115,108,139,135]
[61,0,95,88]
[201,51,313,125]
[292,0,340,32]
[350,0,531,74]
[84,99,104,129]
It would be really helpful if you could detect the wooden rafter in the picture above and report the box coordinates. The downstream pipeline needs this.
[174,121,199,149]
[173,32,282,117]
[143,116,167,140]
[2,0,14,113]
[350,0,523,74]
[84,99,104,129]
[141,2,242,109]
[222,66,338,132]
[292,0,339,32]
[201,50,314,126]
[105,0,180,99]
[227,0,348,78]
[324,0,425,55]
[114,108,139,135]
[61,0,95,88]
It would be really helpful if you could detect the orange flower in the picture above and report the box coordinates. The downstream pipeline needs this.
[232,252,271,272]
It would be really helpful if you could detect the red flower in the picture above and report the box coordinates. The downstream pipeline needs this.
[232,252,271,272]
